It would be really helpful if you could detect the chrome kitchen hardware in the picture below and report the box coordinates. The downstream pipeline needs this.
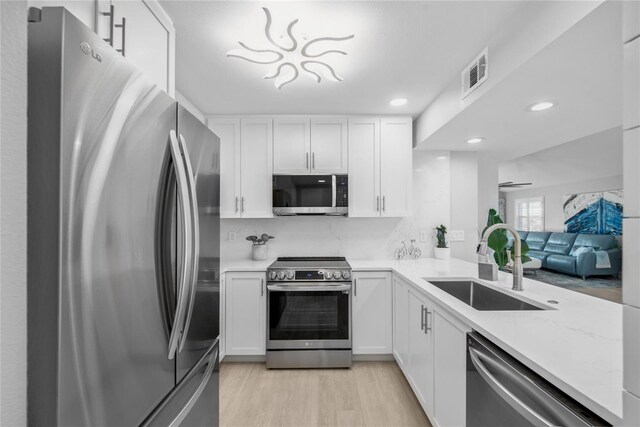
[272,175,348,216]
[266,257,352,369]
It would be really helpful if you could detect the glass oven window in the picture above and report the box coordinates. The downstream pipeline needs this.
[268,290,349,341]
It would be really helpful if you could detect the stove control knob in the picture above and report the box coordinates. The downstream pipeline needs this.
[324,271,333,279]
[342,271,351,280]
[268,271,277,280]
[286,271,294,280]
[277,271,286,280]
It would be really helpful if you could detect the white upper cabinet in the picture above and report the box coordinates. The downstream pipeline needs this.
[352,271,392,355]
[348,118,381,217]
[349,117,412,217]
[310,117,348,174]
[110,0,175,95]
[208,118,240,218]
[240,119,273,218]
[273,117,348,174]
[208,118,273,218]
[380,117,412,217]
[273,118,310,174]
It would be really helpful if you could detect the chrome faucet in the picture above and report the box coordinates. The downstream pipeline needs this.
[477,224,524,291]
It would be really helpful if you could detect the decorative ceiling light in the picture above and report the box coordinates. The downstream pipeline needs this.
[527,100,557,112]
[227,7,354,89]
[467,137,485,144]
[390,98,408,106]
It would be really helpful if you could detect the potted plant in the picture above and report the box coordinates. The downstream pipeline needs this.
[483,209,531,269]
[434,225,450,260]
[246,233,275,261]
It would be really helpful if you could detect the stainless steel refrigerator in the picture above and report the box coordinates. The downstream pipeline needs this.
[27,7,220,426]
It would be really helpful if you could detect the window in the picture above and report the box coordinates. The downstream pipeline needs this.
[514,197,544,231]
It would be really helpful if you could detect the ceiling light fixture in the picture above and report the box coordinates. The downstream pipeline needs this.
[437,155,448,160]
[227,7,354,89]
[527,100,556,112]
[390,98,408,106]
[467,137,484,144]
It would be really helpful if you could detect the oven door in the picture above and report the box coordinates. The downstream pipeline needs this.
[266,283,351,350]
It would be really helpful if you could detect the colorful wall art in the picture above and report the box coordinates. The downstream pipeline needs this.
[563,190,623,235]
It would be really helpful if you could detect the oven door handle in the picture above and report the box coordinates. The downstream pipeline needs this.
[267,284,351,292]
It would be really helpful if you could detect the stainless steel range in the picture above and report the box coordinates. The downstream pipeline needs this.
[266,257,352,369]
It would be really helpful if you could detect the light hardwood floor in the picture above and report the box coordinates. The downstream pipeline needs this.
[220,362,431,427]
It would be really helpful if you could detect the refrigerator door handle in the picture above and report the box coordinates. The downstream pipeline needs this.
[167,130,193,360]
[168,346,218,427]
[177,133,200,352]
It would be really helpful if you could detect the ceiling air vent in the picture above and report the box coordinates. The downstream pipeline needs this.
[461,48,488,99]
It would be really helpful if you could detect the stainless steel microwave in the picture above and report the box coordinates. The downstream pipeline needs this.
[273,175,348,216]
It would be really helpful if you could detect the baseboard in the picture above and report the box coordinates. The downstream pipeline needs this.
[352,354,395,362]
[221,355,266,363]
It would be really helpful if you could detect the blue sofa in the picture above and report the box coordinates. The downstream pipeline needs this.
[514,231,621,279]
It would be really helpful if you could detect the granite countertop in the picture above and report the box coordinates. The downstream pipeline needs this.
[222,257,623,424]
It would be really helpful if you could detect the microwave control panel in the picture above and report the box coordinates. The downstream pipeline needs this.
[336,176,348,207]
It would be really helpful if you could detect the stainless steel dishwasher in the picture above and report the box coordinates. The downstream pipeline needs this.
[466,333,611,427]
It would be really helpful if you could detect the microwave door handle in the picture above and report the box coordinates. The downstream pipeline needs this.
[332,175,336,208]
[468,347,555,427]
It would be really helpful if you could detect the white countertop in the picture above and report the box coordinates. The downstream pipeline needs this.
[223,257,623,424]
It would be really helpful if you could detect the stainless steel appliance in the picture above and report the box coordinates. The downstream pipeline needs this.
[266,257,352,368]
[272,174,348,216]
[27,7,220,426]
[466,333,610,427]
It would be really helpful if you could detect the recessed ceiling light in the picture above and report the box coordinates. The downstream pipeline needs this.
[527,100,556,112]
[467,137,484,144]
[390,98,408,106]
[437,156,447,160]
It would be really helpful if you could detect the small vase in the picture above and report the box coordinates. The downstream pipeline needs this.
[252,244,267,261]
[434,247,450,260]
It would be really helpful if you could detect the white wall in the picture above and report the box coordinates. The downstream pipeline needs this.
[504,175,623,233]
[221,150,450,261]
[450,152,479,262]
[1,1,28,425]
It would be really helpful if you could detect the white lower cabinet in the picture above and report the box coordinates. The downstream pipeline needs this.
[223,271,266,356]
[392,276,410,368]
[393,275,471,426]
[407,287,435,414]
[433,309,471,427]
[352,271,392,354]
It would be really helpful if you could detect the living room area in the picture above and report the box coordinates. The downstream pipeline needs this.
[499,126,624,303]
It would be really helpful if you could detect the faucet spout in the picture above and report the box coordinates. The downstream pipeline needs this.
[478,223,524,291]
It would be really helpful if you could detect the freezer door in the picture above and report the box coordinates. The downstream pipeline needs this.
[142,341,219,427]
[28,8,178,426]
[176,106,221,380]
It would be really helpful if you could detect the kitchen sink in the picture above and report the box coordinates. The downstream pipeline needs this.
[424,280,546,311]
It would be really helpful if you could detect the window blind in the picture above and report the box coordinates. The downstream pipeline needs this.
[514,197,544,232]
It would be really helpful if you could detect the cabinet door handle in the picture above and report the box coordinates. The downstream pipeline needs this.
[115,16,126,56]
[241,197,245,213]
[235,196,239,213]
[312,152,315,170]
[102,5,115,46]
[420,304,426,331]
[306,152,309,170]
[382,196,386,212]
[376,196,380,212]
[425,310,432,334]
[261,278,264,297]
[354,278,357,296]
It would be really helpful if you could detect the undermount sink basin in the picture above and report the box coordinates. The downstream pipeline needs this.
[425,280,546,311]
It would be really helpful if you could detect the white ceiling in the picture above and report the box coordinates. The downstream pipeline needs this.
[498,126,623,191]
[159,1,525,116]
[416,1,622,160]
